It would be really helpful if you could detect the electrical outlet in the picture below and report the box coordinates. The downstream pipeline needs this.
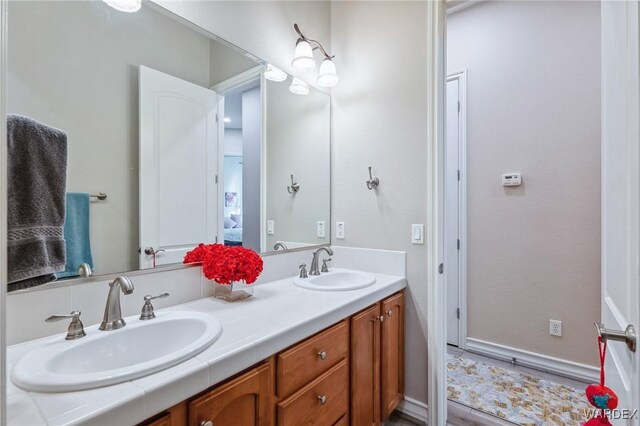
[336,222,345,239]
[549,319,562,336]
[267,220,275,235]
[317,221,326,238]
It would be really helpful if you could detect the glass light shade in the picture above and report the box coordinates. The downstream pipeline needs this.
[264,64,287,82]
[289,78,310,95]
[102,0,141,12]
[291,40,315,71]
[317,58,340,88]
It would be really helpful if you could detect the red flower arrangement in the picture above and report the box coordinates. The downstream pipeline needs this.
[184,243,263,285]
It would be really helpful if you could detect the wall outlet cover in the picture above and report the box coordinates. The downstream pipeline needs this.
[336,222,345,239]
[317,221,326,238]
[267,220,275,235]
[549,319,562,337]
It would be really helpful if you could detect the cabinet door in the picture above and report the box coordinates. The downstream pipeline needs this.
[350,303,381,426]
[188,362,273,426]
[380,292,405,420]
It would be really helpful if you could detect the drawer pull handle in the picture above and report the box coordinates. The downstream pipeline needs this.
[200,421,213,426]
[317,395,328,405]
[386,310,393,317]
[317,351,327,360]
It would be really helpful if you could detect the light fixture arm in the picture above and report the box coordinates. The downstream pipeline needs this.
[294,24,334,60]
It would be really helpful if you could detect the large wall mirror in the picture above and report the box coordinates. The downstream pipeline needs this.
[6,1,330,291]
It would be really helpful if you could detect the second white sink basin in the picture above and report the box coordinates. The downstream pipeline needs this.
[11,311,222,393]
[294,268,376,291]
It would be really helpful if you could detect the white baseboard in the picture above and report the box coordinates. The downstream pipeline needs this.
[465,337,599,383]
[396,396,429,424]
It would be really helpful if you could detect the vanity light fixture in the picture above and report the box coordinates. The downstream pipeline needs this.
[102,0,141,13]
[264,64,288,82]
[292,24,339,88]
[289,78,310,95]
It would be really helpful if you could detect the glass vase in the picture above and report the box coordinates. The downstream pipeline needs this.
[213,280,253,301]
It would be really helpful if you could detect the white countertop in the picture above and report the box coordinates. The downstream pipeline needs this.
[6,271,406,426]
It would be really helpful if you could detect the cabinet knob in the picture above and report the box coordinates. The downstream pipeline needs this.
[200,421,213,426]
[386,310,393,317]
[378,315,385,322]
[317,351,327,360]
[317,395,328,405]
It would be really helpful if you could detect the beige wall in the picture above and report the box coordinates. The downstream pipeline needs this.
[447,1,601,366]
[7,1,213,275]
[331,1,430,405]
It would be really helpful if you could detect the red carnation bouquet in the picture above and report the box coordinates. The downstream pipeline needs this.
[184,243,263,285]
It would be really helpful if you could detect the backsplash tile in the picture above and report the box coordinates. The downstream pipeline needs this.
[5,246,405,346]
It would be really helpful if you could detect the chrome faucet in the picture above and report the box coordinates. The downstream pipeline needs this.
[274,242,288,251]
[99,276,134,331]
[309,247,334,276]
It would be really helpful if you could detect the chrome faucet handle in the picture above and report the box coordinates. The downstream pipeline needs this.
[299,263,308,278]
[140,292,170,320]
[321,258,332,273]
[46,310,86,340]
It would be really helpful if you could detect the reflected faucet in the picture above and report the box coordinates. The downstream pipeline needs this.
[309,247,334,276]
[99,276,134,331]
[274,242,288,251]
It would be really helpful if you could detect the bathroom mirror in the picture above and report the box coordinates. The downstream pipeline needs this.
[6,0,330,291]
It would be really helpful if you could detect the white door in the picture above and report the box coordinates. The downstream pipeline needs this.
[139,66,218,268]
[601,1,640,422]
[445,77,461,346]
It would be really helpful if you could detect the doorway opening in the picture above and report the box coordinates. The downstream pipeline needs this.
[444,1,603,424]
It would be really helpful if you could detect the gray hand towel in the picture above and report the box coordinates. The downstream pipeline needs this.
[7,114,67,291]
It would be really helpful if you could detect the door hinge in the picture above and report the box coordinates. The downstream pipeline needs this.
[457,170,461,181]
[438,263,444,274]
[457,239,460,250]
[458,101,461,113]
[456,308,460,319]
[215,113,219,123]
[215,175,218,184]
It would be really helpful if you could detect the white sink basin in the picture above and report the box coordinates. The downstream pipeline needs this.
[294,268,376,291]
[11,311,222,393]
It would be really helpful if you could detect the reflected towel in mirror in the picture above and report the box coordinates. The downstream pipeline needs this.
[57,193,94,278]
[7,114,67,291]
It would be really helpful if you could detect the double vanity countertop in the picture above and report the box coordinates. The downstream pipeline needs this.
[6,270,406,426]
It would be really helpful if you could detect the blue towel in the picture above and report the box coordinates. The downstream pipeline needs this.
[57,193,94,278]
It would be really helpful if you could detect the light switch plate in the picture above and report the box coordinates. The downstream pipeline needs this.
[317,221,326,238]
[267,220,274,235]
[336,222,345,239]
[412,224,424,244]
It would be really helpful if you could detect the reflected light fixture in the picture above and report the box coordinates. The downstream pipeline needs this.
[102,0,141,13]
[264,64,287,82]
[291,24,339,88]
[289,78,310,95]
[224,117,231,123]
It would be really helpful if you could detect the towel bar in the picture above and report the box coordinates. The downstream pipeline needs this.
[90,192,107,201]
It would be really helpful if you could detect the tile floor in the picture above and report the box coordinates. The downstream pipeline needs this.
[446,345,591,425]
[386,346,591,426]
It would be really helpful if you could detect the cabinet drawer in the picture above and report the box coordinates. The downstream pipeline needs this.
[277,359,348,426]
[277,320,348,397]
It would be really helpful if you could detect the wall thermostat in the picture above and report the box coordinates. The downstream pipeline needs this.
[502,173,522,187]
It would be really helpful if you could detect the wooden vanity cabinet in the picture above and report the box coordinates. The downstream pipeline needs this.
[351,291,405,426]
[188,360,274,426]
[139,291,404,426]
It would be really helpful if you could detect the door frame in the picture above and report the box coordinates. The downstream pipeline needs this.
[445,70,467,350]
[212,66,265,249]
[425,1,447,425]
